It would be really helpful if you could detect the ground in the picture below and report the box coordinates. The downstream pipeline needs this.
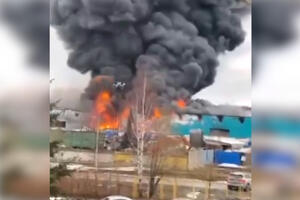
[52,163,251,200]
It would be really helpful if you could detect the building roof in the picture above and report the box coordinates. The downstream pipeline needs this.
[182,100,251,117]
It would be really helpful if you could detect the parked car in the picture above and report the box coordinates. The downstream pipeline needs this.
[227,171,251,191]
[186,191,201,199]
[101,195,133,200]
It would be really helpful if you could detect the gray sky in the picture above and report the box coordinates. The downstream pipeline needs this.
[50,14,251,108]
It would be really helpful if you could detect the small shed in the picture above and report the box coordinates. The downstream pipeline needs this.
[214,150,243,165]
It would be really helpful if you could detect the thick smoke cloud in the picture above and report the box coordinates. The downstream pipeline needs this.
[51,0,245,105]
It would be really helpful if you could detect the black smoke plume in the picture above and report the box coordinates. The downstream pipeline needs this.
[51,0,245,106]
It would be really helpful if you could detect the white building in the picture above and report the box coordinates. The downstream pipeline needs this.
[51,108,90,131]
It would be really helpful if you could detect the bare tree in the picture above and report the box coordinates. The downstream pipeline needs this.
[147,136,183,199]
[125,70,173,197]
[148,138,164,199]
[190,164,223,200]
[125,71,154,196]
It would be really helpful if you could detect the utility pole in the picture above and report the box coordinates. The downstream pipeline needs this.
[94,116,100,195]
[95,129,99,169]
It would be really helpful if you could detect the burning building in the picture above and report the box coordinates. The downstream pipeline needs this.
[51,0,246,129]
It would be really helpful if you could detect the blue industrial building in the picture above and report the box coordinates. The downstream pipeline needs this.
[172,114,251,139]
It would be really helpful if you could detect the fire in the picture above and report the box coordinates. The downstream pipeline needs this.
[177,99,186,108]
[91,91,132,131]
[99,91,111,101]
[91,90,168,131]
[94,91,119,130]
[96,91,111,113]
[153,107,162,119]
[121,107,130,119]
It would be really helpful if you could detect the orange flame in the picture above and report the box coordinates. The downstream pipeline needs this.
[177,99,186,108]
[121,107,130,119]
[96,91,111,113]
[153,107,162,119]
[91,90,169,131]
[95,91,119,130]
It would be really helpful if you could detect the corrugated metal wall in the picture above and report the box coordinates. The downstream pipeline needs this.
[188,148,214,169]
[60,131,105,149]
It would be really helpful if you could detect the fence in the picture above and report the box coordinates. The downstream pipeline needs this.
[56,171,248,200]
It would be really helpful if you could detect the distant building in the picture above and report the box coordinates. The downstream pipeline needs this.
[173,105,251,139]
[50,108,90,131]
